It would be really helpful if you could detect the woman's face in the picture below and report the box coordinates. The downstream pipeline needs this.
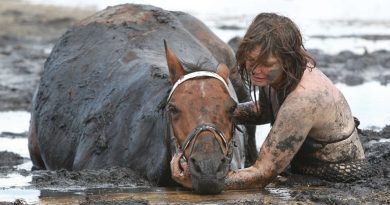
[245,46,284,87]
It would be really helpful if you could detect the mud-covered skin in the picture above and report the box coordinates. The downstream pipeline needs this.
[225,67,366,189]
[246,50,284,88]
[233,101,271,125]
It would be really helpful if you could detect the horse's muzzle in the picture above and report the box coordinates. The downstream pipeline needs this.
[192,175,226,194]
[188,151,229,194]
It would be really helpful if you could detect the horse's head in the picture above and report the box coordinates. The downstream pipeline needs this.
[164,41,237,194]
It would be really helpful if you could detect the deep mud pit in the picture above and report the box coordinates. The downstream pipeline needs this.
[0,1,389,204]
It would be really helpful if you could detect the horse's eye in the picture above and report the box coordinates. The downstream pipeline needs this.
[229,103,237,115]
[167,104,179,114]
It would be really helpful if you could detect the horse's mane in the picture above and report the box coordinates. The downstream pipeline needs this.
[181,59,215,73]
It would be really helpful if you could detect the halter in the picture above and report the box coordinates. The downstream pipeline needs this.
[166,71,237,161]
[167,71,237,103]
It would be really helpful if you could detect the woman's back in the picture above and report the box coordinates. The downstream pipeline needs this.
[289,67,365,163]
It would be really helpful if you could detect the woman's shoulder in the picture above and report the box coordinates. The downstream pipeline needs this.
[287,72,336,106]
[295,68,335,92]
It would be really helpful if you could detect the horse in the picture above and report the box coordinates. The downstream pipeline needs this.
[28,4,256,194]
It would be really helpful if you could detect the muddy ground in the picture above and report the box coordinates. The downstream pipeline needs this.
[0,1,389,204]
[0,0,95,111]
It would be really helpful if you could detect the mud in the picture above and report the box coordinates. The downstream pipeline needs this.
[0,1,389,204]
[0,0,95,111]
[0,151,24,166]
[1,128,388,204]
[277,126,390,204]
[31,167,151,188]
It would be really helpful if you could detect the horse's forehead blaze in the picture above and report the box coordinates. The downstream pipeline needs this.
[174,81,231,119]
[176,80,230,103]
[170,78,235,161]
[170,78,233,126]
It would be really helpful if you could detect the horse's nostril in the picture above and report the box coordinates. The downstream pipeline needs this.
[190,157,202,173]
[217,157,228,174]
[190,157,196,164]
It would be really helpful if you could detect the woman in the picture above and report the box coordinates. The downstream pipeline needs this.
[171,13,371,189]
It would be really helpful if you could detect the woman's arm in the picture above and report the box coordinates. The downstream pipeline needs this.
[226,94,315,189]
[233,101,272,125]
[171,93,316,190]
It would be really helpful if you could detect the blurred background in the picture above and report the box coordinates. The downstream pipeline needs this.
[2,0,389,141]
[28,0,390,53]
[0,0,389,202]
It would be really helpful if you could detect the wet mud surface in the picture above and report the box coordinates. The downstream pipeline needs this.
[0,1,94,111]
[0,1,389,204]
[0,127,388,204]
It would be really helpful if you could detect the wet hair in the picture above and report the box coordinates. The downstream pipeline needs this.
[236,13,316,101]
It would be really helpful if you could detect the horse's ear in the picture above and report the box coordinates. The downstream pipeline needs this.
[216,63,230,82]
[164,40,185,84]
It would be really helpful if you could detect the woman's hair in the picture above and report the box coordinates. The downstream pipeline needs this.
[236,13,316,100]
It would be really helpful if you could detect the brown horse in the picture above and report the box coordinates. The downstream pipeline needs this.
[165,41,241,193]
[28,4,256,194]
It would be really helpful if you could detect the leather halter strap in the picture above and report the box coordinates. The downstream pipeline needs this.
[181,123,228,152]
[182,123,230,157]
[166,71,236,160]
[167,71,237,102]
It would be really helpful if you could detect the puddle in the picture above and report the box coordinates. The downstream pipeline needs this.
[0,187,294,204]
[0,137,30,158]
[0,111,30,134]
[0,189,40,203]
[0,170,31,187]
[368,138,390,146]
[337,82,390,129]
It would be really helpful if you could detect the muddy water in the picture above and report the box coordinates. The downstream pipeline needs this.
[1,80,389,204]
[2,187,294,204]
[0,124,297,204]
[1,1,387,204]
[0,112,308,204]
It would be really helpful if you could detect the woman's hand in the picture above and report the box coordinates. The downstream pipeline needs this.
[225,166,265,190]
[170,151,192,188]
[232,101,269,125]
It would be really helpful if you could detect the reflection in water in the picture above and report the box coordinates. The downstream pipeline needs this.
[35,187,293,204]
[2,186,293,204]
[266,187,291,200]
